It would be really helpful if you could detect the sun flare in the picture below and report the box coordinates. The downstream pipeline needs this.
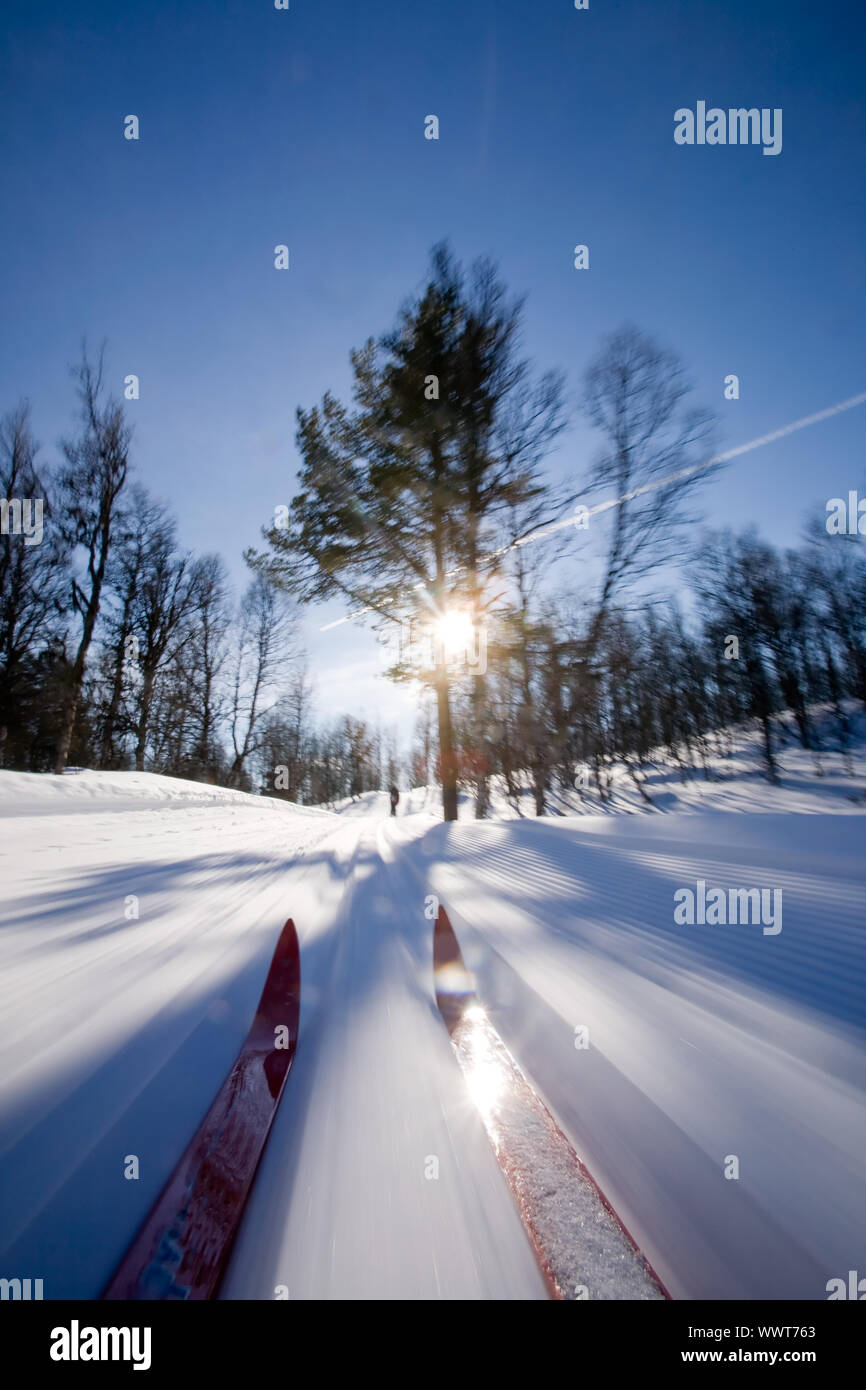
[434,608,476,660]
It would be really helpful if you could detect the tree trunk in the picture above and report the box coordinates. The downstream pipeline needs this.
[197,667,214,773]
[435,667,458,821]
[54,692,78,774]
[760,713,778,784]
[135,667,155,770]
[100,605,132,768]
[100,657,125,768]
[471,671,489,818]
[54,640,90,773]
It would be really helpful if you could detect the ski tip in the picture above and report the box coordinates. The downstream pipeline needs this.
[259,917,301,1006]
[277,916,301,981]
[433,904,477,1033]
[278,916,299,960]
[433,904,460,969]
[253,916,301,1069]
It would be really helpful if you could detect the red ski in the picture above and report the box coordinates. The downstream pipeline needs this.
[103,917,301,1300]
[433,904,668,1301]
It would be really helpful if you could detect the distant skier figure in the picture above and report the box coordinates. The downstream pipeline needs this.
[389,785,400,817]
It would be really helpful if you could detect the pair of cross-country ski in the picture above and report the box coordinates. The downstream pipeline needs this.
[104,907,666,1301]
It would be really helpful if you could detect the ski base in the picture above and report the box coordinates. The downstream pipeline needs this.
[434,904,667,1301]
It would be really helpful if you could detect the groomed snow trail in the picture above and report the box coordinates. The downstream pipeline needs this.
[0,772,864,1300]
[221,818,547,1299]
[0,776,545,1300]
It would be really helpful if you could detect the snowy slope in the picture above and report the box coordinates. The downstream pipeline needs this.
[0,754,864,1301]
[337,707,866,821]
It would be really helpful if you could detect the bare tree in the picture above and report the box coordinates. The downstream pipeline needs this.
[127,504,199,770]
[694,530,782,782]
[187,553,231,779]
[804,516,866,704]
[94,485,155,768]
[493,489,577,815]
[228,574,298,788]
[581,324,717,655]
[260,664,314,801]
[411,693,435,788]
[0,403,67,765]
[54,347,131,772]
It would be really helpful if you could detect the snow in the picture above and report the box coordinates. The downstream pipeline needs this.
[0,768,332,817]
[0,729,864,1300]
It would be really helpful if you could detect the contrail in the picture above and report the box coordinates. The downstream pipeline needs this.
[320,391,866,631]
[513,389,866,546]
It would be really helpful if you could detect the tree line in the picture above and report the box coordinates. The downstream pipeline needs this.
[444,520,866,815]
[253,241,865,816]
[3,248,864,815]
[0,349,398,799]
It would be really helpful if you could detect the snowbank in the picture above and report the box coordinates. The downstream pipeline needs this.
[0,768,333,818]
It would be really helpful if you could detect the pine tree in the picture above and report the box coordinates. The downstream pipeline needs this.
[248,244,565,820]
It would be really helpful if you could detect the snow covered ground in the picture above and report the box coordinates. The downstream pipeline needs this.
[0,725,864,1300]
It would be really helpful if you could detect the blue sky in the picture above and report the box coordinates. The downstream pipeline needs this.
[2,0,864,737]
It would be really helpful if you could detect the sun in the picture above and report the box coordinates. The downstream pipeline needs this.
[434,608,476,660]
